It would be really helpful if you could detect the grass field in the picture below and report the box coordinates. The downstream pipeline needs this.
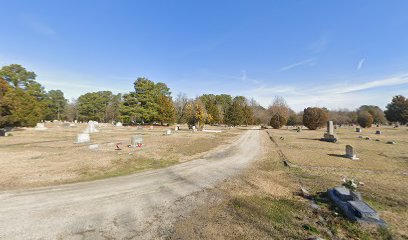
[0,123,241,190]
[170,125,408,240]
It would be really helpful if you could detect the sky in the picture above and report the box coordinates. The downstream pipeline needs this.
[1,0,408,111]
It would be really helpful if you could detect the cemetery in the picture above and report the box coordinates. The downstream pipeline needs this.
[260,125,408,238]
[0,122,239,190]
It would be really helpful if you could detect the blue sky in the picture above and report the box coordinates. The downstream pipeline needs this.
[1,0,408,111]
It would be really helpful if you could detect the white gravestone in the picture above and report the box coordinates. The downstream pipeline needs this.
[76,133,90,143]
[84,121,99,133]
[345,145,359,160]
[89,144,99,150]
[115,122,123,127]
[34,123,48,131]
[166,129,172,135]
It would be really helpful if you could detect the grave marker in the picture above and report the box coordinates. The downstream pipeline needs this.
[89,144,99,150]
[130,135,143,148]
[356,127,362,133]
[345,145,359,160]
[323,121,337,142]
[34,123,48,131]
[84,121,99,133]
[375,130,381,135]
[76,133,90,143]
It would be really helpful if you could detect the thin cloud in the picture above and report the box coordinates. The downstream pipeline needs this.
[279,58,316,72]
[335,74,408,94]
[308,36,329,53]
[242,73,408,111]
[357,58,365,71]
[20,15,56,36]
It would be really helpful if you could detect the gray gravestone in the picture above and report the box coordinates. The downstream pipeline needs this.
[327,121,334,135]
[345,145,359,160]
[375,130,381,135]
[356,127,362,133]
[323,121,337,142]
[0,129,5,137]
[130,135,143,147]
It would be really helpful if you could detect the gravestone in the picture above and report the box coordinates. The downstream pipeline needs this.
[34,123,48,131]
[192,126,197,132]
[0,129,5,137]
[345,145,359,160]
[115,122,123,127]
[175,125,180,131]
[166,129,172,135]
[76,133,90,143]
[74,120,78,124]
[356,127,362,133]
[130,135,143,147]
[89,144,99,150]
[327,121,334,135]
[323,121,337,142]
[84,121,99,133]
[375,130,381,135]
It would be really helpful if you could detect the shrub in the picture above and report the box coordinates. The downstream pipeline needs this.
[357,111,373,128]
[302,107,328,130]
[269,112,287,129]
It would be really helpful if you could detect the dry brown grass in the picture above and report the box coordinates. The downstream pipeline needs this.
[0,123,241,190]
[170,126,408,240]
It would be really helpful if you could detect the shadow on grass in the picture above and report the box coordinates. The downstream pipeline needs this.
[328,153,348,159]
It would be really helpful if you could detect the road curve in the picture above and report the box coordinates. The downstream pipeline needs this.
[0,129,261,240]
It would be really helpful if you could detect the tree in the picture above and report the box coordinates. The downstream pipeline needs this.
[329,109,356,125]
[287,110,302,126]
[268,97,290,128]
[357,111,374,128]
[157,95,176,125]
[44,90,68,120]
[225,99,244,126]
[0,87,43,127]
[174,92,190,124]
[303,107,329,130]
[121,78,175,124]
[242,105,254,126]
[77,91,118,122]
[0,64,37,89]
[0,64,45,127]
[200,94,221,124]
[357,105,386,124]
[215,94,233,124]
[385,95,408,124]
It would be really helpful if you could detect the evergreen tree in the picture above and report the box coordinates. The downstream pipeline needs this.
[385,95,408,124]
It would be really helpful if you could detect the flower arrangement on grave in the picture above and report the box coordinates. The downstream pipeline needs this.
[342,177,358,192]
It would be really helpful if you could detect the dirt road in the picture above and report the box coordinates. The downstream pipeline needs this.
[0,129,261,239]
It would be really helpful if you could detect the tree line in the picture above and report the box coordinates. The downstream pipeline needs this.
[1,64,408,129]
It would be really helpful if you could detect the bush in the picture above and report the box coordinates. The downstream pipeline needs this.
[269,112,287,129]
[302,107,328,130]
[357,111,373,128]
